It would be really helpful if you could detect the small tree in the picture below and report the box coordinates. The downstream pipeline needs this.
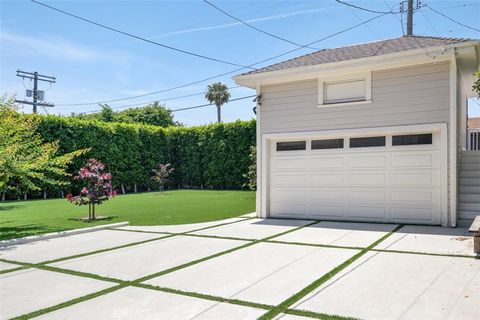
[151,163,174,193]
[67,159,116,220]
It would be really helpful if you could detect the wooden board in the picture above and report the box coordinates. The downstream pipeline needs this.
[469,215,480,233]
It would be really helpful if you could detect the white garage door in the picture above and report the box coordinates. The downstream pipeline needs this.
[269,131,444,224]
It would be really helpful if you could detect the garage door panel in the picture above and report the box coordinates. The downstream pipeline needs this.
[347,190,386,202]
[271,174,307,186]
[347,206,386,219]
[310,157,345,169]
[347,173,386,186]
[308,188,345,201]
[272,157,307,170]
[390,152,439,168]
[390,188,439,204]
[390,207,435,222]
[270,189,307,202]
[309,174,345,186]
[270,203,307,217]
[347,155,386,168]
[306,205,345,218]
[390,171,440,187]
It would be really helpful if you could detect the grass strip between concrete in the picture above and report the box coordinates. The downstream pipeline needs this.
[7,220,319,319]
[258,224,405,320]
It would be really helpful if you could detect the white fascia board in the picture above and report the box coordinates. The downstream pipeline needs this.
[233,41,480,89]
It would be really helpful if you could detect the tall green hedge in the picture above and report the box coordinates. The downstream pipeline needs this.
[30,115,255,197]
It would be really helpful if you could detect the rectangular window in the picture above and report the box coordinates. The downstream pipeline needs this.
[312,139,344,150]
[392,133,433,146]
[350,136,386,148]
[276,141,306,151]
[324,79,366,104]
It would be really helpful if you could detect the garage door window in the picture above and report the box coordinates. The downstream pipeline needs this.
[312,138,344,150]
[350,136,386,148]
[392,133,433,146]
[276,141,306,151]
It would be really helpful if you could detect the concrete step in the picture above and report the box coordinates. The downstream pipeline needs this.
[458,210,479,221]
[460,170,480,178]
[459,177,480,187]
[459,202,480,212]
[460,185,480,194]
[459,193,480,203]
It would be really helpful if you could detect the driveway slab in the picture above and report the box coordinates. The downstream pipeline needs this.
[35,286,265,320]
[0,230,161,263]
[117,217,245,234]
[191,218,313,240]
[50,236,246,280]
[274,314,315,320]
[375,225,475,256]
[274,221,397,248]
[147,242,358,305]
[293,251,480,320]
[0,268,113,319]
[0,260,22,272]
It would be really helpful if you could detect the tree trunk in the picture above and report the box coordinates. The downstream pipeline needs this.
[61,190,65,198]
[24,193,27,200]
[92,204,96,220]
[43,190,47,199]
[147,186,151,192]
[134,184,137,193]
[1,190,5,202]
[88,203,92,220]
[121,184,125,194]
[216,104,221,123]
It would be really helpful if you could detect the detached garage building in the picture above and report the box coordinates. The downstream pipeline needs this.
[234,35,480,227]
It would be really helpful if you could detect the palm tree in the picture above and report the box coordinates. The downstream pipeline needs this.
[205,82,230,123]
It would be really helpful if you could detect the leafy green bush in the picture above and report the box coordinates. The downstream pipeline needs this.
[6,115,255,199]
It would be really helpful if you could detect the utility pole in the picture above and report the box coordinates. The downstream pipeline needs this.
[400,0,423,36]
[15,70,56,113]
[406,0,413,35]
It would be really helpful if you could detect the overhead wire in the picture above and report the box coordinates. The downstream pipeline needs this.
[56,12,390,108]
[202,0,319,50]
[426,4,480,33]
[31,0,256,69]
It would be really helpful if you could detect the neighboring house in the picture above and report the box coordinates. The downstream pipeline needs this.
[468,116,480,151]
[234,35,480,227]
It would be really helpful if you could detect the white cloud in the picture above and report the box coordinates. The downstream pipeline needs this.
[153,7,335,39]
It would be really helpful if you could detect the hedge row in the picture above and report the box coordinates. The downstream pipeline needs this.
[32,116,256,196]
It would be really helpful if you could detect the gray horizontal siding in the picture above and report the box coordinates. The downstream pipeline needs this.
[260,62,450,134]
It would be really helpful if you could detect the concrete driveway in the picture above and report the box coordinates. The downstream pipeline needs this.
[1,217,478,320]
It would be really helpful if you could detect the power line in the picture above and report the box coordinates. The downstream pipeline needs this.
[426,4,480,33]
[382,0,404,35]
[202,0,319,50]
[81,86,243,113]
[57,13,389,108]
[335,0,397,14]
[80,94,256,115]
[30,0,255,70]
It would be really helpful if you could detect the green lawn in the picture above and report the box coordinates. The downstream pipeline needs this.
[0,190,255,240]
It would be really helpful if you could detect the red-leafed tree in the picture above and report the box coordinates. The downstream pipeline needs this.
[67,159,116,220]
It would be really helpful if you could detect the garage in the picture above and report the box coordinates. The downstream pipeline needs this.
[267,126,447,225]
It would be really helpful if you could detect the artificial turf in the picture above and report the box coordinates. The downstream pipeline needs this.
[0,190,255,240]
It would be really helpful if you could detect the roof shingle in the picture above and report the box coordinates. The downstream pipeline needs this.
[240,35,473,76]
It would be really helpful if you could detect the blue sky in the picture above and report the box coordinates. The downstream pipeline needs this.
[1,0,479,125]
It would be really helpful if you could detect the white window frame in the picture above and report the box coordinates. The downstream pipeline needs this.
[317,72,372,108]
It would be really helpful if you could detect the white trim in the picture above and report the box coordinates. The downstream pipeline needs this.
[449,49,458,227]
[262,123,448,224]
[234,42,480,88]
[255,84,263,218]
[317,100,373,108]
